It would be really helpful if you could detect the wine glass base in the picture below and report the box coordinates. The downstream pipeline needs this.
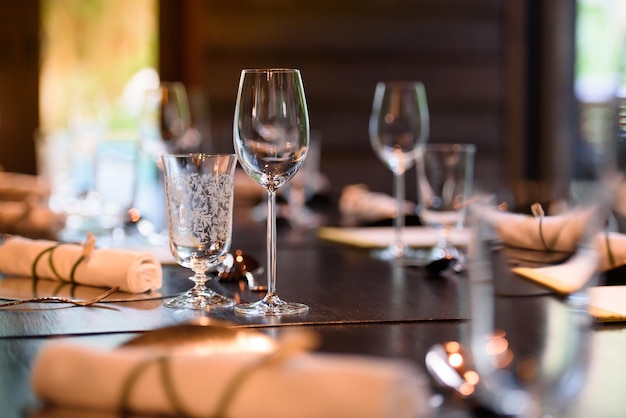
[371,245,421,265]
[234,294,309,316]
[165,287,235,311]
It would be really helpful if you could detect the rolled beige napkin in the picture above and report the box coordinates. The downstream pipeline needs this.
[0,235,162,293]
[483,204,596,253]
[0,200,66,239]
[32,341,433,418]
[339,184,416,226]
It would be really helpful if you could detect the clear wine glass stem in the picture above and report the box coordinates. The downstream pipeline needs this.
[392,171,406,257]
[266,189,278,297]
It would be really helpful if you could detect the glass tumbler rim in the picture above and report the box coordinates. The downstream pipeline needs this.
[161,152,236,158]
[376,80,426,88]
[421,143,476,154]
[240,68,301,74]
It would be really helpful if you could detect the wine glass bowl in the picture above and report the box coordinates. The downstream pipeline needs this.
[161,153,237,310]
[369,81,429,262]
[416,143,475,271]
[233,68,310,316]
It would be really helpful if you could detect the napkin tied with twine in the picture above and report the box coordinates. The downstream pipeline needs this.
[31,338,432,418]
[0,234,162,293]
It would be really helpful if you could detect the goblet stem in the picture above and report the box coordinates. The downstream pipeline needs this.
[266,190,278,297]
[234,188,309,316]
[392,171,406,257]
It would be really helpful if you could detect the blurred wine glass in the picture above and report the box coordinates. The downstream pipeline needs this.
[369,81,429,263]
[233,68,310,316]
[135,82,197,240]
[140,82,194,158]
[416,143,475,272]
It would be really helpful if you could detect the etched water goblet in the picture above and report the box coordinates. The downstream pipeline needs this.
[233,68,309,316]
[161,153,237,310]
[369,81,429,263]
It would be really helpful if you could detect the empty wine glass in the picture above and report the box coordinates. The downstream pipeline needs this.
[135,82,195,242]
[141,82,192,155]
[161,153,237,310]
[416,143,475,271]
[369,81,429,262]
[233,68,309,316]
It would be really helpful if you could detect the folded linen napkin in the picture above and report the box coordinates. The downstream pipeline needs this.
[511,247,599,294]
[588,285,626,322]
[509,232,626,294]
[0,235,162,293]
[593,231,626,272]
[31,341,433,418]
[0,200,66,239]
[483,204,595,253]
[339,184,416,226]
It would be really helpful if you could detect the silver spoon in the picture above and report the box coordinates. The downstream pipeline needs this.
[218,250,267,292]
[425,341,480,398]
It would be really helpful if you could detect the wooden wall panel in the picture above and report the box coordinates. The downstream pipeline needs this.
[163,0,508,195]
[0,3,39,174]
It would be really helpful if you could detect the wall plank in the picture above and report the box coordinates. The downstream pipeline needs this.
[164,0,509,195]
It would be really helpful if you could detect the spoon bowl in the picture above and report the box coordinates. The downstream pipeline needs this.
[425,341,479,398]
[217,249,267,292]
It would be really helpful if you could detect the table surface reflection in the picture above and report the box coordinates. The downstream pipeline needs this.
[0,203,625,418]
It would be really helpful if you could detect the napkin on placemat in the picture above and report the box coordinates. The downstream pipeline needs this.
[588,285,626,322]
[0,200,66,239]
[483,204,595,253]
[511,247,599,294]
[318,225,470,249]
[339,184,417,226]
[0,235,162,293]
[594,231,626,272]
[32,341,433,418]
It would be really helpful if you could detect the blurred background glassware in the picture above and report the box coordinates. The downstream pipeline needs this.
[463,214,599,418]
[369,81,429,263]
[460,148,619,417]
[416,143,476,272]
[233,68,310,316]
[281,132,325,229]
[135,82,198,242]
[35,91,116,239]
[161,153,237,310]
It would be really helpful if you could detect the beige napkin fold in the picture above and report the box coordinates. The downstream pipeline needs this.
[32,341,433,418]
[511,247,599,294]
[511,232,626,294]
[0,236,162,293]
[588,285,626,322]
[593,231,626,272]
[0,200,66,239]
[484,204,595,253]
[339,184,416,226]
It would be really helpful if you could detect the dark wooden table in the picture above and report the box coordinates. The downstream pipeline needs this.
[1,201,625,418]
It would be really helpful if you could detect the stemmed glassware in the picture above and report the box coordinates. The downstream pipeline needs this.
[141,82,192,155]
[233,68,309,316]
[135,82,194,241]
[161,153,237,310]
[369,81,429,262]
[416,143,475,271]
